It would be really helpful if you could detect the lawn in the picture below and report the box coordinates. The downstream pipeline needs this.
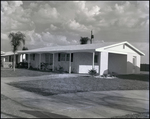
[111,112,149,118]
[2,68,149,96]
[1,68,54,77]
[117,74,149,82]
[8,75,149,96]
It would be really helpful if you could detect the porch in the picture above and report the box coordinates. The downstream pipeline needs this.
[18,50,128,75]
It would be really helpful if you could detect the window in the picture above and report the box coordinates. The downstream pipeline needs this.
[45,54,49,63]
[58,53,65,61]
[66,54,70,61]
[60,53,66,61]
[94,55,98,63]
[58,53,73,62]
[33,54,35,60]
[9,56,11,62]
[50,54,53,64]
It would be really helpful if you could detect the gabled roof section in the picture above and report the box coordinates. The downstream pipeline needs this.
[96,41,145,56]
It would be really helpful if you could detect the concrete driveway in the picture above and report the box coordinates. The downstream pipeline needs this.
[1,76,149,118]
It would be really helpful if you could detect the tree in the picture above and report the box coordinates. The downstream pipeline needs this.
[22,46,28,50]
[8,31,25,71]
[80,37,90,44]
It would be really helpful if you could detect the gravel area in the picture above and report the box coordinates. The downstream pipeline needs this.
[111,112,149,118]
[8,77,149,96]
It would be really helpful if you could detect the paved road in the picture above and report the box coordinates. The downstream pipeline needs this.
[1,76,149,118]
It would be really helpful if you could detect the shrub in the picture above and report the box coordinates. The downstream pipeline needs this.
[9,64,12,68]
[88,69,97,76]
[29,65,33,69]
[58,65,64,73]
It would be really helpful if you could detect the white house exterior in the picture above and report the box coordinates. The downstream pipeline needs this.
[1,51,26,68]
[15,41,145,75]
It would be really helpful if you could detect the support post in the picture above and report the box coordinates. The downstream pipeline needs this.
[99,52,109,75]
[92,52,95,69]
[28,54,30,69]
[52,53,54,71]
[22,54,24,62]
[69,53,71,74]
[39,53,41,70]
[8,56,9,62]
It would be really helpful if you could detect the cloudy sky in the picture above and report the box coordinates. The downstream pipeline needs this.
[1,1,149,63]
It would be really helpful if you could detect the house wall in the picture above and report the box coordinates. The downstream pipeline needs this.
[54,53,70,72]
[27,46,141,75]
[1,56,13,68]
[108,53,127,74]
[30,54,41,68]
[72,52,99,73]
[98,43,142,74]
[127,53,141,74]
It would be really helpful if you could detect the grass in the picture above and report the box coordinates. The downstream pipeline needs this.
[111,112,149,118]
[1,68,54,77]
[117,74,149,82]
[8,76,149,96]
[2,68,149,96]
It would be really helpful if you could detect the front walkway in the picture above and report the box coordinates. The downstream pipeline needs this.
[1,76,149,118]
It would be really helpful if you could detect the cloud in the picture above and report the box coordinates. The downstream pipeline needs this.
[67,19,88,32]
[50,24,57,30]
[9,1,23,7]
[1,1,33,33]
[29,2,38,8]
[74,1,101,18]
[32,3,59,24]
[1,33,8,40]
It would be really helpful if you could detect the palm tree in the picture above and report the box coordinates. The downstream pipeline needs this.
[80,37,90,44]
[8,31,26,71]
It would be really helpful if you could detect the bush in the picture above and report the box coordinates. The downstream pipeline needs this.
[58,65,64,73]
[17,62,28,68]
[88,69,97,76]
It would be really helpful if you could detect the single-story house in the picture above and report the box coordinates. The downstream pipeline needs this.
[1,51,26,68]
[15,41,145,75]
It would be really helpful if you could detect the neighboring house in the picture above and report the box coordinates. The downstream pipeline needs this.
[1,51,26,68]
[16,41,145,75]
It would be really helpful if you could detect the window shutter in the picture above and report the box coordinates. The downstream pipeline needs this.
[71,53,73,62]
[33,54,35,60]
[58,53,60,61]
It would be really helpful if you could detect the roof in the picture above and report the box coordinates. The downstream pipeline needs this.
[1,51,18,56]
[17,42,118,53]
[17,41,145,56]
[1,51,5,55]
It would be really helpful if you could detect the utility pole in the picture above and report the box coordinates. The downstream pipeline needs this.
[91,30,94,44]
